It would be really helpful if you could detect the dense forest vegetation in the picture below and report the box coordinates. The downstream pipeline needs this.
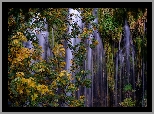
[8,8,147,107]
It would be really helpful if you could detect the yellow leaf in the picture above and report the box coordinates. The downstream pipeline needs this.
[16,72,24,77]
[26,79,32,85]
[59,72,64,77]
[29,82,35,88]
[31,93,38,101]
[17,86,24,94]
[13,39,19,45]
[24,54,28,58]
[21,77,27,83]
[67,73,72,80]
[36,85,42,92]
[38,68,45,72]
[19,89,23,94]
[60,62,66,68]
[26,89,31,94]
[49,90,54,95]
[94,40,99,46]
[8,56,12,62]
[60,47,65,52]
[51,81,57,88]
[21,36,27,42]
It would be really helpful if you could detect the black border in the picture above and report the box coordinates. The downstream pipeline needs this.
[3,2,152,112]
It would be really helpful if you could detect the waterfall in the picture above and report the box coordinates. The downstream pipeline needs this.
[114,18,137,107]
[85,20,93,107]
[118,50,123,105]
[65,8,107,107]
[115,52,118,106]
[91,8,106,107]
[65,8,83,97]
[23,13,50,61]
[8,7,149,108]
[124,19,131,84]
[66,8,82,73]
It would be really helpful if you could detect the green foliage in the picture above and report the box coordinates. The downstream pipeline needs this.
[8,8,147,107]
[124,84,132,92]
[8,8,99,107]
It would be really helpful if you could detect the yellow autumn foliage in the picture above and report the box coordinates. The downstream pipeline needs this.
[93,40,99,46]
[12,32,27,42]
[60,61,66,68]
[31,93,38,101]
[8,8,91,107]
[52,43,65,57]
[17,85,24,94]
[16,72,24,77]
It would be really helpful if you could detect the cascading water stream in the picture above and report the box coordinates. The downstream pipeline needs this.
[65,8,83,100]
[115,18,137,106]
[115,52,118,106]
[131,46,135,100]
[92,8,106,107]
[85,24,92,107]
[124,19,131,84]
[118,50,123,105]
